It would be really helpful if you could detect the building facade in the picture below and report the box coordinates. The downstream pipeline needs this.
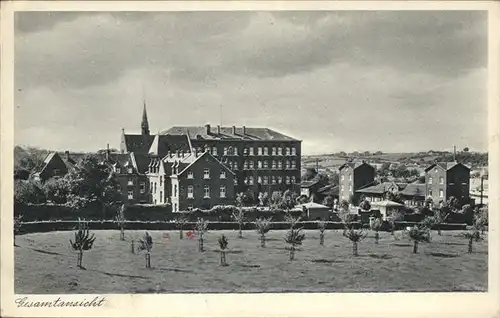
[338,161,376,203]
[424,161,470,205]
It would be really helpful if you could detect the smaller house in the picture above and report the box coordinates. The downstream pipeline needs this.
[370,200,405,221]
[32,151,77,182]
[300,175,324,198]
[292,201,330,221]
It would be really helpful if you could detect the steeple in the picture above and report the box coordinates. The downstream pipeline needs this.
[141,100,150,136]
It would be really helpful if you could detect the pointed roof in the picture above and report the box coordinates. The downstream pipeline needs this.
[122,134,155,154]
[141,101,150,135]
[424,161,471,172]
[148,134,192,157]
[177,151,235,176]
[339,161,374,171]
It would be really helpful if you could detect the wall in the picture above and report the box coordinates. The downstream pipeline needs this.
[446,164,470,201]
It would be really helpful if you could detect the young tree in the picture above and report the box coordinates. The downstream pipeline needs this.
[317,220,326,246]
[343,229,367,256]
[14,214,23,246]
[433,208,450,236]
[69,218,96,269]
[218,234,229,266]
[115,204,126,241]
[284,211,301,229]
[388,209,405,237]
[462,228,483,253]
[284,227,305,260]
[474,207,488,235]
[420,216,437,241]
[138,232,153,268]
[257,192,269,206]
[255,217,272,248]
[322,195,334,208]
[195,218,209,252]
[407,225,430,254]
[174,213,189,239]
[369,217,382,244]
[233,195,246,238]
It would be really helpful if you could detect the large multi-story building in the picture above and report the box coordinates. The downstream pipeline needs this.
[119,104,301,207]
[338,161,376,203]
[424,161,470,205]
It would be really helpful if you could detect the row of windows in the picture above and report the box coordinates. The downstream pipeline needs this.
[242,160,297,170]
[429,189,445,198]
[340,174,352,181]
[116,167,134,174]
[186,169,226,179]
[238,175,297,185]
[428,177,468,186]
[197,146,298,157]
[184,185,226,199]
[340,184,353,192]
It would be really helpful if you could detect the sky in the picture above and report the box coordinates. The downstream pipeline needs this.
[14,11,488,155]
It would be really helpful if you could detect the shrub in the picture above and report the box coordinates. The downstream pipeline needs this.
[369,217,383,244]
[255,217,272,247]
[407,226,430,254]
[69,218,96,269]
[343,229,367,256]
[284,228,306,260]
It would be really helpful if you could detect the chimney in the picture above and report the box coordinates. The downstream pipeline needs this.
[176,150,180,157]
[243,126,246,135]
[64,151,70,161]
[453,145,457,162]
[205,124,211,135]
[217,125,221,135]
[106,143,110,161]
[232,126,236,135]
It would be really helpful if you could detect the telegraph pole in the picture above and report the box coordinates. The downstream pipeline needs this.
[480,174,484,206]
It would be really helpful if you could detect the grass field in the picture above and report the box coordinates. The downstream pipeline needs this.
[15,229,487,294]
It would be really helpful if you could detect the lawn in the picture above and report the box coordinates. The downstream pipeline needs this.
[15,229,487,294]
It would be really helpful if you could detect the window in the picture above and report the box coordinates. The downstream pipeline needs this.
[341,175,345,181]
[272,176,277,184]
[160,176,163,186]
[263,176,269,185]
[233,147,238,156]
[429,190,433,196]
[272,160,277,170]
[439,189,444,198]
[220,185,226,198]
[263,147,269,155]
[220,170,226,179]
[277,176,282,184]
[187,185,194,198]
[277,161,282,170]
[263,160,269,169]
[160,191,163,203]
[243,160,249,170]
[204,185,210,198]
[272,147,276,155]
[291,160,296,169]
[291,147,296,156]
[286,176,290,184]
[349,185,352,192]
[249,147,254,156]
[128,167,133,174]
[223,147,228,155]
[116,167,121,174]
[258,176,262,184]
[187,171,194,179]
[428,177,433,184]
[434,168,438,173]
[257,160,263,169]
[234,178,238,185]
[128,178,134,186]
[258,147,262,155]
[174,203,177,212]
[439,177,444,184]
[349,174,352,181]
[249,160,254,170]
[154,182,156,192]
[128,190,133,199]
[174,184,177,197]
[285,160,290,169]
[212,147,217,156]
[341,185,345,191]
[233,162,238,171]
[204,168,210,179]
[140,182,145,194]
[277,147,282,156]
[291,176,296,184]
[285,147,290,156]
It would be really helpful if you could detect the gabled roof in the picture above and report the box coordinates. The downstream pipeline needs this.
[122,134,155,154]
[300,175,322,188]
[338,161,374,171]
[370,200,405,207]
[292,202,329,211]
[317,184,339,195]
[399,183,426,197]
[36,152,79,176]
[356,182,407,194]
[177,151,235,176]
[148,134,192,157]
[161,126,299,141]
[424,161,471,172]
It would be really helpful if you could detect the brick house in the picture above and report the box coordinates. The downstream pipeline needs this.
[108,152,150,204]
[356,181,425,207]
[424,161,470,205]
[32,151,86,182]
[161,124,302,198]
[338,161,376,203]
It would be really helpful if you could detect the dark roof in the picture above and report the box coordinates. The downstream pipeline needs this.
[339,161,374,171]
[399,184,426,197]
[317,184,339,195]
[301,175,321,188]
[356,182,407,194]
[161,125,299,141]
[178,151,235,176]
[36,152,83,175]
[148,134,192,157]
[131,153,151,174]
[424,161,471,172]
[123,134,155,154]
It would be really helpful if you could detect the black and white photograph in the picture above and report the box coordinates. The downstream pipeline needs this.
[1,1,499,317]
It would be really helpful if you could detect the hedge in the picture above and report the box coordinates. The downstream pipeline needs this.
[17,221,362,234]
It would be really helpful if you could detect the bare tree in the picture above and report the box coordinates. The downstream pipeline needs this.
[195,218,209,252]
[369,217,383,244]
[137,232,153,268]
[175,213,189,239]
[218,234,229,266]
[255,217,272,248]
[231,207,246,239]
[317,220,326,246]
[115,204,126,241]
[462,228,483,253]
[69,218,96,269]
[284,227,305,260]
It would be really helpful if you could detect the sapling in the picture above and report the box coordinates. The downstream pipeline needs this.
[14,214,23,246]
[218,234,229,266]
[115,204,126,241]
[343,228,367,256]
[284,212,301,229]
[369,217,383,244]
[231,208,246,239]
[175,214,189,239]
[317,220,326,246]
[284,227,305,260]
[255,217,272,247]
[408,225,430,254]
[195,218,209,252]
[462,228,483,253]
[69,218,96,269]
[138,232,153,268]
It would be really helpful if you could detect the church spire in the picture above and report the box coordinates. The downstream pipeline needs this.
[141,100,150,136]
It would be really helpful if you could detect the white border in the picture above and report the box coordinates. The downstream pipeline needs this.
[1,1,499,317]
